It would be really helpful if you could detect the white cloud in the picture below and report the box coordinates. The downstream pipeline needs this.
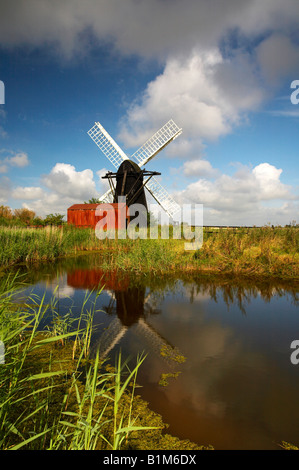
[16,163,105,216]
[22,192,74,218]
[11,186,44,200]
[96,167,110,194]
[175,162,295,225]
[0,151,30,173]
[5,152,29,168]
[118,49,266,155]
[42,163,98,200]
[183,159,218,178]
[252,163,291,200]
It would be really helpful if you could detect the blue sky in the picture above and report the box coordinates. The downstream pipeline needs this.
[0,0,298,226]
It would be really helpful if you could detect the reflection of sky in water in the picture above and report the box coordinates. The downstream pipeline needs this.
[11,256,299,450]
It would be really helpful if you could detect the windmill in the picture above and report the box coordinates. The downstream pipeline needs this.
[87,119,182,219]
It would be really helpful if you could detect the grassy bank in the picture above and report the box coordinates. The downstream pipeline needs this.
[0,274,205,450]
[0,225,100,267]
[0,225,298,279]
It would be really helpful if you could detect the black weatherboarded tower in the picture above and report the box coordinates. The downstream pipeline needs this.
[114,160,149,210]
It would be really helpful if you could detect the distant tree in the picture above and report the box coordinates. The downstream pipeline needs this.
[84,197,101,204]
[44,213,65,226]
[0,205,13,219]
[32,216,45,227]
[14,208,35,225]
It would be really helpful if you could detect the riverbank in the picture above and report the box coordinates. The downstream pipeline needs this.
[0,225,298,280]
[0,275,208,450]
[1,253,298,450]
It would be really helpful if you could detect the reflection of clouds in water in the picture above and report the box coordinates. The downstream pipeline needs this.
[144,291,266,422]
[157,316,236,418]
[53,285,75,299]
[147,288,299,443]
[46,275,75,298]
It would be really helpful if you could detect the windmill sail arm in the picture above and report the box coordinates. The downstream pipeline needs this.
[145,176,181,219]
[87,122,129,170]
[98,187,114,203]
[131,119,182,167]
[138,132,181,167]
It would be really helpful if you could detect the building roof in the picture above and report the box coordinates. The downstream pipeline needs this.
[67,204,100,210]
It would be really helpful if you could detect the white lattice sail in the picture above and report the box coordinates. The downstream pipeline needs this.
[131,119,182,167]
[145,176,181,218]
[98,187,114,203]
[87,122,128,169]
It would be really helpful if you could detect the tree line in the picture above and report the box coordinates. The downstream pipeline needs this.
[0,205,65,227]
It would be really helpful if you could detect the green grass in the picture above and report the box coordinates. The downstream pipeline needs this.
[0,225,99,267]
[194,226,299,278]
[0,224,298,279]
[98,226,299,279]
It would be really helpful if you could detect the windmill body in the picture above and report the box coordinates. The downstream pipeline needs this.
[114,159,148,209]
[87,119,182,220]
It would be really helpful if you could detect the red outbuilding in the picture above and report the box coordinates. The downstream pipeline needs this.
[67,203,129,230]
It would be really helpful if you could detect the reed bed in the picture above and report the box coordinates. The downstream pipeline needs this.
[194,226,299,278]
[97,226,299,278]
[0,225,298,279]
[0,274,202,450]
[0,225,99,267]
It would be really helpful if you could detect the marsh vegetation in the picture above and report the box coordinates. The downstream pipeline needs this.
[0,223,298,450]
[0,224,298,279]
[0,274,204,450]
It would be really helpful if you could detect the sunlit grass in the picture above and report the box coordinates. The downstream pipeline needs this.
[0,224,298,278]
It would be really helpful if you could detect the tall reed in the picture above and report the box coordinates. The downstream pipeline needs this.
[1,225,298,278]
[0,275,158,450]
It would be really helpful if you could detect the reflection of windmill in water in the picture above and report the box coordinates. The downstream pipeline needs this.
[87,119,182,219]
[67,269,183,364]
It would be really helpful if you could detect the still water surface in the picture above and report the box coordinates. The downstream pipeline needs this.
[14,254,299,450]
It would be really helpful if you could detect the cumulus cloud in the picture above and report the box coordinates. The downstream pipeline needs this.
[252,163,291,200]
[42,163,98,200]
[0,151,30,173]
[118,46,267,154]
[175,162,295,225]
[13,163,104,216]
[183,159,218,178]
[11,186,44,200]
[1,162,112,217]
[5,152,29,168]
[22,192,75,218]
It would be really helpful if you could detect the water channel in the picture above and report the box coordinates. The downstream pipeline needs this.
[11,253,299,450]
